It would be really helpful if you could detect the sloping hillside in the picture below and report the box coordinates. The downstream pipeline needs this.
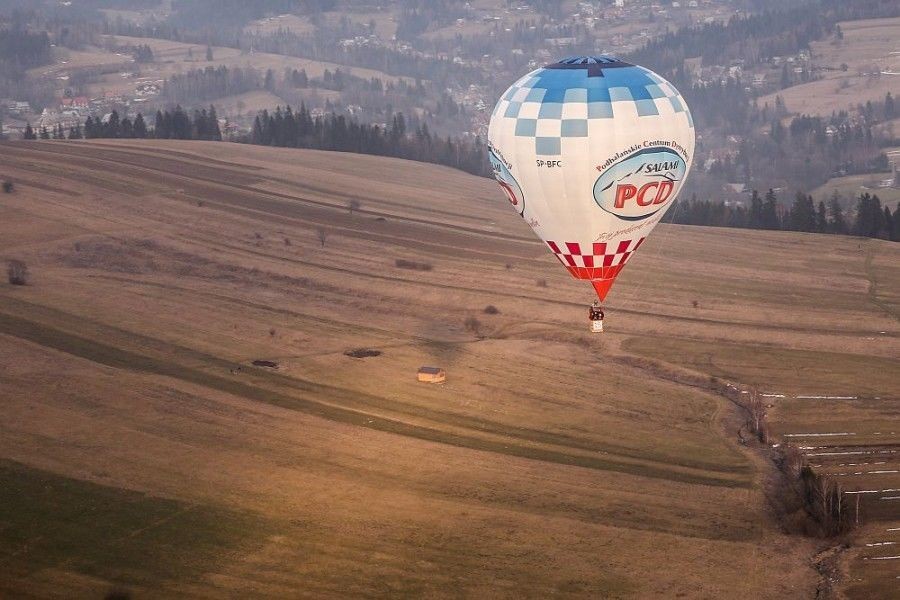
[1,140,897,598]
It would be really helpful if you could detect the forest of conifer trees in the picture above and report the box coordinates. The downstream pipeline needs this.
[247,104,488,177]
[667,189,899,241]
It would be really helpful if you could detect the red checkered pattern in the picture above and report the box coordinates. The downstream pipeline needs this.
[546,237,645,280]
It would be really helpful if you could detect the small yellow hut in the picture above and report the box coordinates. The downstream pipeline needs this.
[417,366,446,383]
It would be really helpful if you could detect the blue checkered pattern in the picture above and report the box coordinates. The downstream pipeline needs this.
[493,57,693,156]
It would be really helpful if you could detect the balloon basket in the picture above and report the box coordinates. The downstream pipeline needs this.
[590,320,604,333]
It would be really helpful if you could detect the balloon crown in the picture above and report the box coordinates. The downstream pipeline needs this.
[555,56,622,65]
[545,56,634,74]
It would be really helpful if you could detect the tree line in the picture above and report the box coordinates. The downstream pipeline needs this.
[246,104,489,177]
[667,189,899,241]
[23,102,485,175]
[20,104,898,242]
[0,27,52,76]
[22,106,221,141]
[0,26,53,103]
[164,65,263,104]
[153,105,222,140]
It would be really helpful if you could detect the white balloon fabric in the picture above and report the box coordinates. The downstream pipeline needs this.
[488,56,695,301]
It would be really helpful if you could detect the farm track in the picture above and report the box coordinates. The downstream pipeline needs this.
[0,303,747,488]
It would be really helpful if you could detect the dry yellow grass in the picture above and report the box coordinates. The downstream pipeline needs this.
[245,12,397,41]
[28,47,132,81]
[811,173,900,208]
[107,34,412,84]
[758,17,900,116]
[245,13,317,37]
[0,139,897,598]
[38,35,413,101]
[208,90,289,116]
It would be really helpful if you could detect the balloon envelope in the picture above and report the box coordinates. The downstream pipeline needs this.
[488,56,695,301]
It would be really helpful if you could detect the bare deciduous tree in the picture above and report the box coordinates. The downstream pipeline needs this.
[819,477,832,526]
[317,227,328,247]
[758,422,770,444]
[746,386,770,442]
[348,199,361,214]
[2,180,13,193]
[781,444,804,478]
[835,481,842,526]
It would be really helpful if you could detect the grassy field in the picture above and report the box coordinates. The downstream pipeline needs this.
[107,34,412,83]
[0,460,269,597]
[207,90,295,118]
[622,338,899,397]
[811,173,900,209]
[0,139,897,597]
[246,12,398,41]
[245,13,317,37]
[758,17,900,117]
[35,34,412,106]
[28,48,133,81]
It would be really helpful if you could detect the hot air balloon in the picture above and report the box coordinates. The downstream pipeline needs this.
[488,56,695,330]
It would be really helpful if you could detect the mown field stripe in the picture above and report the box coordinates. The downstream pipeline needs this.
[0,459,269,590]
[167,226,892,340]
[0,310,747,488]
[0,142,538,244]
[2,143,891,339]
[0,293,750,475]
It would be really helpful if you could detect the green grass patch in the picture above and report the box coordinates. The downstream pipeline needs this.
[0,460,268,590]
